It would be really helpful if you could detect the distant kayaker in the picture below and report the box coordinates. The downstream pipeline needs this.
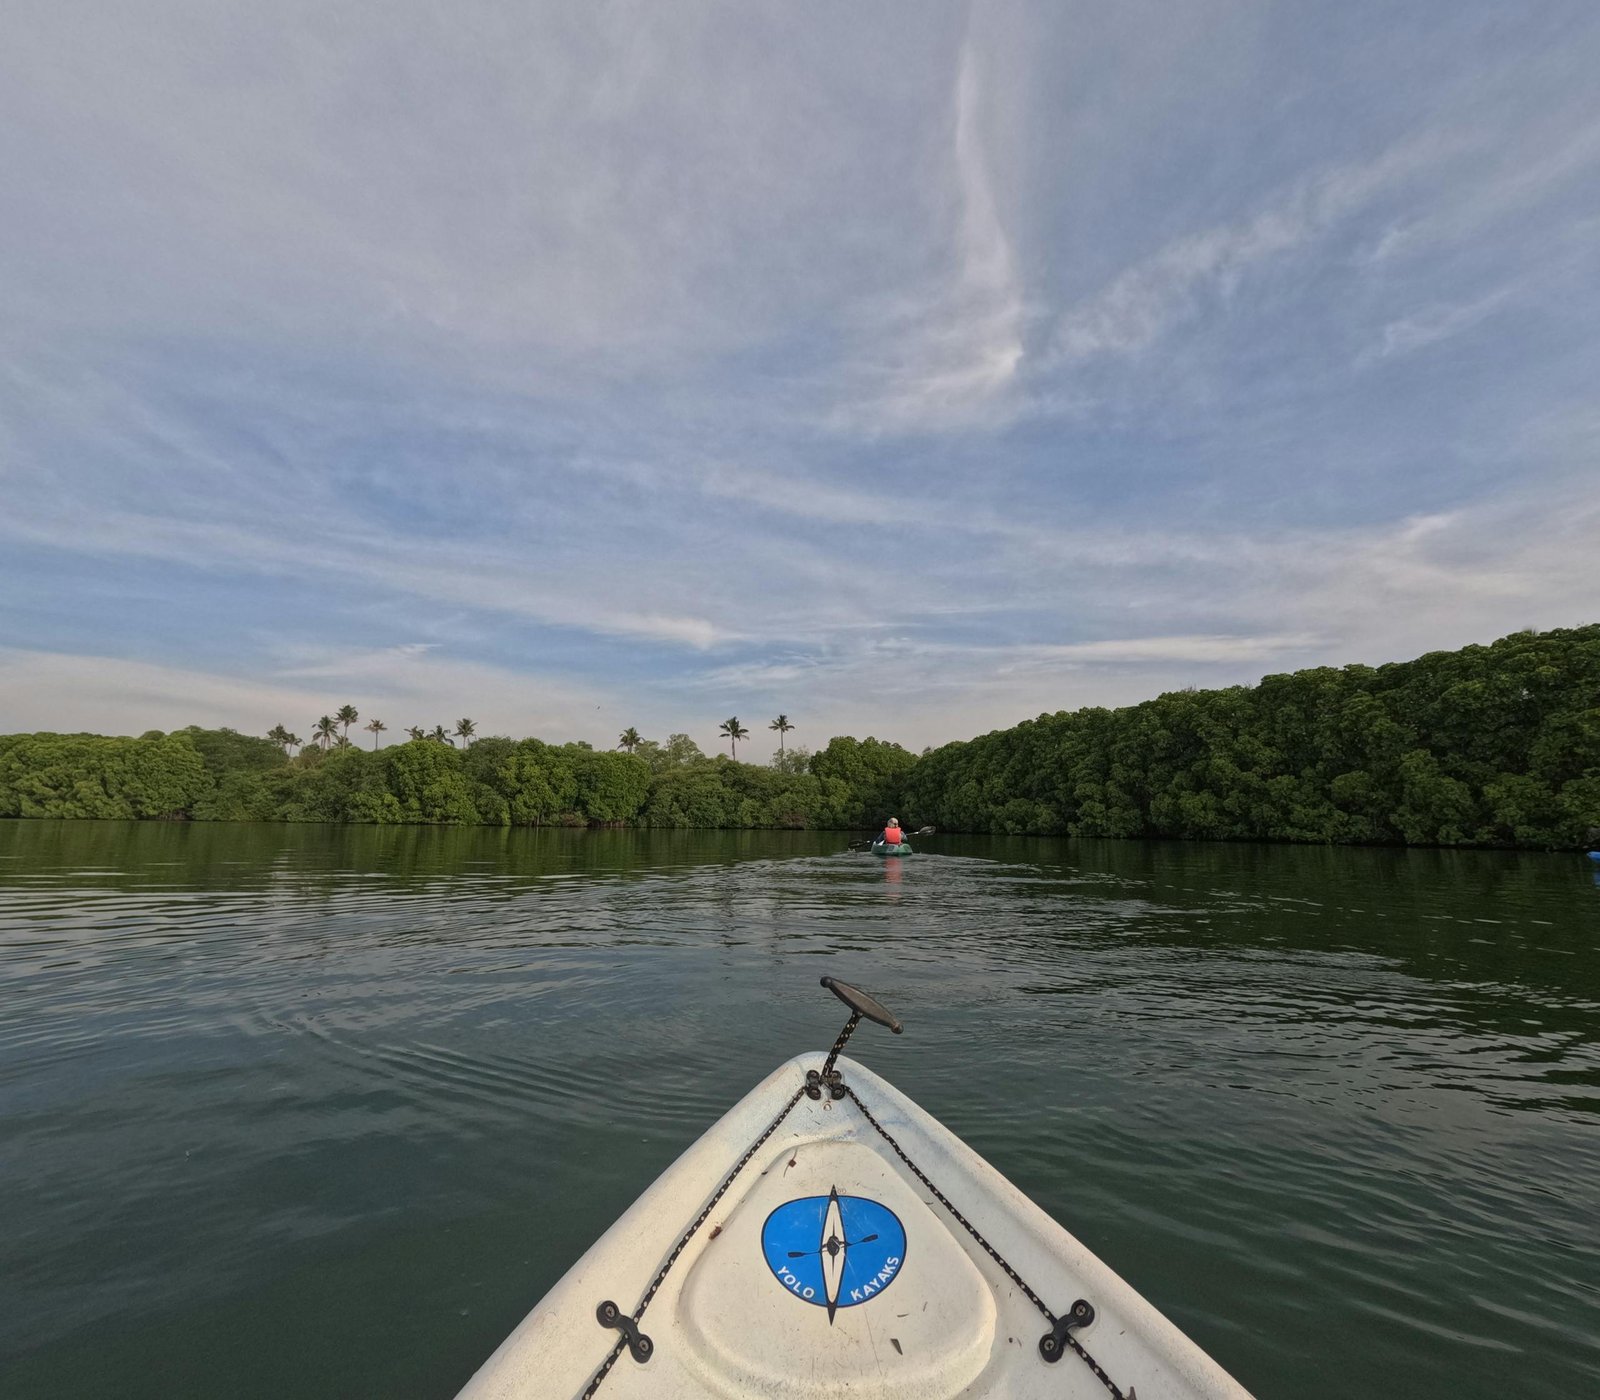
[881,816,904,847]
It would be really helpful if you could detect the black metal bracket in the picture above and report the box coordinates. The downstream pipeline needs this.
[596,1300,653,1363]
[805,1066,847,1100]
[1039,1298,1095,1362]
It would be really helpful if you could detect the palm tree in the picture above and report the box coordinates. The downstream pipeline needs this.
[334,734,353,751]
[429,724,454,746]
[365,718,387,750]
[283,732,302,756]
[336,705,359,743]
[769,714,794,756]
[617,727,642,753]
[454,717,476,748]
[267,724,291,755]
[718,716,750,758]
[312,715,338,751]
[405,725,426,741]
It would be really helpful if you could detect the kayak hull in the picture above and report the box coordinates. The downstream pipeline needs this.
[871,841,913,857]
[456,1053,1253,1400]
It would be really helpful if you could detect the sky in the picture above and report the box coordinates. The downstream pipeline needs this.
[2,2,1598,761]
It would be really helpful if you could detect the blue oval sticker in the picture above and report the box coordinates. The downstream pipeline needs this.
[761,1185,907,1321]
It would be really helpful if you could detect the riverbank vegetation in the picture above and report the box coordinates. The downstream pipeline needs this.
[0,725,915,833]
[0,626,1594,846]
[907,624,1599,848]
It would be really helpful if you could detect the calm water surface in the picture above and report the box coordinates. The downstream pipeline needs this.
[2,822,1597,1398]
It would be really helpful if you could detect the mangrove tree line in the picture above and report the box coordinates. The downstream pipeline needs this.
[903,624,1599,847]
[0,625,1595,846]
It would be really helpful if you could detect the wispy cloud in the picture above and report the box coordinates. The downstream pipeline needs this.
[834,26,1025,432]
[1364,108,1600,268]
[999,633,1322,667]
[0,645,617,742]
[1360,288,1512,364]
[1049,135,1452,365]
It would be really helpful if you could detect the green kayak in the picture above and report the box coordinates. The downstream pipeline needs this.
[871,840,913,857]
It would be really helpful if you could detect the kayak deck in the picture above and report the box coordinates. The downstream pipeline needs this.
[871,840,913,856]
[457,1053,1252,1400]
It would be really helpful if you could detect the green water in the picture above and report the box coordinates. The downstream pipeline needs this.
[2,822,1597,1398]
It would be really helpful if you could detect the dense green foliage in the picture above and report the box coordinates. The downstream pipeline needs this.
[0,727,907,833]
[1,627,1595,846]
[808,736,919,828]
[0,732,211,820]
[903,625,1600,848]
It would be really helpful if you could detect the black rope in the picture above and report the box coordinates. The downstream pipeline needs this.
[579,1084,806,1398]
[820,1011,861,1080]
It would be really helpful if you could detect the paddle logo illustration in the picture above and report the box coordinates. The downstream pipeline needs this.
[761,1186,907,1321]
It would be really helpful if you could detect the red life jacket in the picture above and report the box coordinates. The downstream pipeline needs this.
[882,825,903,845]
